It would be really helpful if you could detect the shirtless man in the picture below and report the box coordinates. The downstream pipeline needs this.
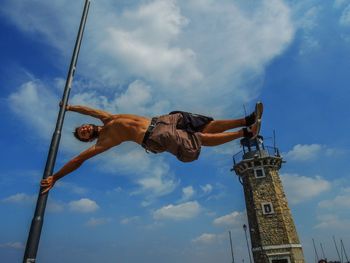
[41,102,263,194]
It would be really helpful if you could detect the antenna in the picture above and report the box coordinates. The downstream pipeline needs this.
[333,236,342,263]
[243,224,253,263]
[229,231,235,263]
[341,239,349,263]
[320,242,326,260]
[243,104,247,116]
[313,238,320,263]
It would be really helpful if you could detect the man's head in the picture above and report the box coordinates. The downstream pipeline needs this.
[74,124,100,142]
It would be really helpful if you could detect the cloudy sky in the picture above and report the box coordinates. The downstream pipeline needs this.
[1,0,350,262]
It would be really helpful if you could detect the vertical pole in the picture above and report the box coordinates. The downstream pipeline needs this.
[333,236,342,263]
[229,231,235,263]
[312,238,319,263]
[273,130,276,154]
[243,224,253,263]
[341,239,349,263]
[320,242,326,260]
[22,1,90,262]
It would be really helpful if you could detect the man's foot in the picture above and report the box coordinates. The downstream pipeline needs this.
[243,119,261,139]
[245,101,263,126]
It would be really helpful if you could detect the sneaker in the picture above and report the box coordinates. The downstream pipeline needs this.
[243,119,261,139]
[245,101,263,126]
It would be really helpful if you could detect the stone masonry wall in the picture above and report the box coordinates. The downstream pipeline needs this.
[235,156,304,263]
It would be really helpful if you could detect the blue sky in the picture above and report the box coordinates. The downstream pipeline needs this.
[1,0,350,262]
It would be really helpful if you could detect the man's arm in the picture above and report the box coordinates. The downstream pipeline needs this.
[40,144,110,194]
[67,105,112,123]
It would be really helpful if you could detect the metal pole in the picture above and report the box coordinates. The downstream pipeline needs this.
[23,1,90,262]
[243,224,253,263]
[313,238,319,263]
[229,231,235,263]
[333,236,342,263]
[320,242,326,260]
[341,239,349,263]
[243,104,247,117]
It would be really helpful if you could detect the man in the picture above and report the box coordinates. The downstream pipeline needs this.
[41,102,263,194]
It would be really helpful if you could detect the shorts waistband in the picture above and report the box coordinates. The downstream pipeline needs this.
[141,117,158,152]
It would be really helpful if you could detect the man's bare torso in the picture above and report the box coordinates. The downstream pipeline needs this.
[98,114,151,147]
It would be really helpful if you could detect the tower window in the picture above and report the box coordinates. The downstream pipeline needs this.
[254,167,266,178]
[261,202,274,215]
[269,256,291,263]
[271,259,289,263]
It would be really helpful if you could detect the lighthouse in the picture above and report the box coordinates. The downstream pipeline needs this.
[232,136,305,263]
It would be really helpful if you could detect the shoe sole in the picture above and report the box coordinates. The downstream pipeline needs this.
[255,101,263,121]
[251,119,261,140]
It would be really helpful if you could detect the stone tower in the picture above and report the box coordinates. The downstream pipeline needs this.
[232,136,304,263]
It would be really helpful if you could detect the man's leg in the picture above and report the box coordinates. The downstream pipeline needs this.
[201,118,246,134]
[199,119,260,146]
[202,101,263,134]
[199,130,244,146]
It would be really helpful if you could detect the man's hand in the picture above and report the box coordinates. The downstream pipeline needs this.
[40,176,56,194]
[59,101,71,111]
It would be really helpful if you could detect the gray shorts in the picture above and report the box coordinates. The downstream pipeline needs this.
[142,113,202,162]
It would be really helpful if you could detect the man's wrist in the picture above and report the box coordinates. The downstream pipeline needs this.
[52,174,59,182]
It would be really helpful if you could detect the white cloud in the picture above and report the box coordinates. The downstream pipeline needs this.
[0,242,25,250]
[103,28,202,87]
[315,214,350,229]
[318,187,350,209]
[334,0,349,8]
[5,0,294,117]
[1,192,65,212]
[120,216,140,225]
[153,201,201,220]
[192,233,219,244]
[299,6,321,31]
[284,144,323,161]
[296,5,322,55]
[70,80,170,116]
[100,146,179,199]
[98,0,203,88]
[315,188,350,230]
[0,0,80,52]
[339,4,350,26]
[8,80,57,140]
[281,173,331,204]
[68,198,99,213]
[200,184,213,194]
[134,166,178,198]
[284,144,344,161]
[180,186,195,201]
[85,217,112,227]
[56,181,88,195]
[2,193,36,204]
[213,211,247,228]
[47,200,65,213]
[113,80,170,116]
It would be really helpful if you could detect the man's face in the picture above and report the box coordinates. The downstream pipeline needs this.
[77,124,94,141]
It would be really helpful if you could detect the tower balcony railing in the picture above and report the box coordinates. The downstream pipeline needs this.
[232,145,280,166]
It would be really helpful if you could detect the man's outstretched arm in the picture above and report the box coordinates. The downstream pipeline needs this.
[67,104,112,123]
[40,144,110,194]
